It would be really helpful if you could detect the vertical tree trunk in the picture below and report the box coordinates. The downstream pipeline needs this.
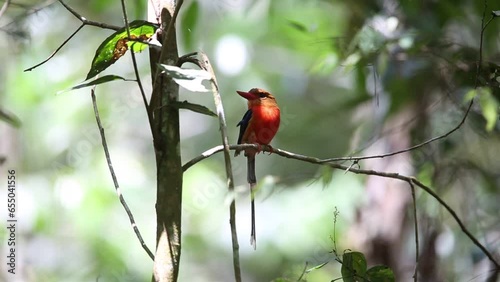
[148,1,182,281]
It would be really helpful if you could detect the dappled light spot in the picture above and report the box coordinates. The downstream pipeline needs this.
[55,177,84,209]
[215,34,248,76]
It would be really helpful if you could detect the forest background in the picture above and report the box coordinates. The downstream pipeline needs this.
[1,0,500,281]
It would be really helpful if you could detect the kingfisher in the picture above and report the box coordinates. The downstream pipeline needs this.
[235,88,280,249]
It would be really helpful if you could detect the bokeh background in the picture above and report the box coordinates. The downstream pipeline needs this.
[1,0,500,281]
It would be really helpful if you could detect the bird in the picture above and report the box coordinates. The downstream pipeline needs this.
[235,88,280,249]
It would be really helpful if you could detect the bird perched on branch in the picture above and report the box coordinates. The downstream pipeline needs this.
[235,88,280,249]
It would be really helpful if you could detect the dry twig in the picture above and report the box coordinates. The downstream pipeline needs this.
[191,52,242,282]
[0,0,11,20]
[410,182,419,282]
[90,88,155,260]
[183,144,500,268]
[24,0,120,72]
[119,0,154,135]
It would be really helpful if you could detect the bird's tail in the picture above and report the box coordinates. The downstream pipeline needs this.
[247,156,256,184]
[250,182,256,250]
[247,156,257,249]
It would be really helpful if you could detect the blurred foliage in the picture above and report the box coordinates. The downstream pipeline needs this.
[1,0,500,281]
[0,107,21,127]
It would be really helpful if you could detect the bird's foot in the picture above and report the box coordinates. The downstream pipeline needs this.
[255,143,262,154]
[265,144,274,155]
[253,144,274,155]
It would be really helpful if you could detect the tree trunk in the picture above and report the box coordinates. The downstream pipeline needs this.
[148,1,182,281]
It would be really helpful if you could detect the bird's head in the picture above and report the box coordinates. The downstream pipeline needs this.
[237,88,277,107]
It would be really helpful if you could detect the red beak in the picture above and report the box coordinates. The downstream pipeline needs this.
[237,90,259,100]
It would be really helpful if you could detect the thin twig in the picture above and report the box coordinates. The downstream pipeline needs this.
[183,144,500,268]
[297,262,308,281]
[198,52,242,282]
[475,1,494,88]
[319,100,473,163]
[177,51,198,67]
[0,0,57,31]
[373,64,378,106]
[0,0,11,20]
[119,0,154,136]
[24,24,84,72]
[58,0,120,30]
[410,182,419,282]
[409,178,498,269]
[90,88,155,261]
[24,1,120,72]
[344,97,444,159]
[331,207,340,258]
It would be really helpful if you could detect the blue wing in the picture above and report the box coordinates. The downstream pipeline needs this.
[237,109,252,144]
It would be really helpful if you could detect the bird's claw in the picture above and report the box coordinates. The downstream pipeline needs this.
[265,145,274,155]
[252,144,274,155]
[255,143,262,154]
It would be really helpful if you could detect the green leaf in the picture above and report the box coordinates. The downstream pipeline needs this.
[181,0,199,50]
[464,88,499,131]
[366,265,395,282]
[305,261,329,273]
[341,252,367,282]
[158,64,212,92]
[463,88,479,102]
[171,101,217,117]
[478,88,499,131]
[86,20,158,80]
[58,75,128,93]
[0,108,21,128]
[320,165,333,187]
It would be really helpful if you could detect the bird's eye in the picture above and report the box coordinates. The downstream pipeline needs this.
[259,93,267,98]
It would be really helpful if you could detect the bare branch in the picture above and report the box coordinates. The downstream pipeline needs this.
[319,100,473,163]
[119,0,154,135]
[90,88,155,261]
[409,178,499,269]
[0,0,58,31]
[297,262,308,281]
[24,1,120,72]
[0,0,11,20]
[58,0,120,30]
[198,52,242,282]
[179,51,243,281]
[183,144,500,268]
[475,2,495,88]
[410,182,419,282]
[24,23,84,72]
[176,52,198,67]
